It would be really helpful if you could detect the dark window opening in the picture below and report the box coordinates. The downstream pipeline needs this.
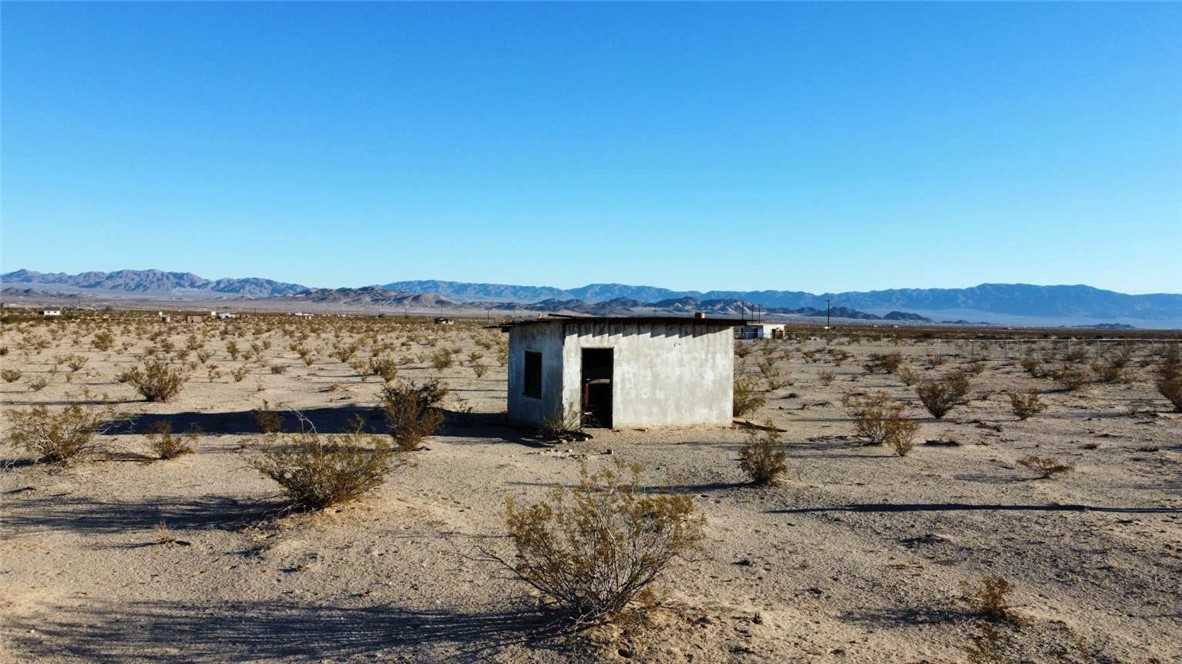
[523,351,542,399]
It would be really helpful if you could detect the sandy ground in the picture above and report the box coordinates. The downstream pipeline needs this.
[1,315,1179,663]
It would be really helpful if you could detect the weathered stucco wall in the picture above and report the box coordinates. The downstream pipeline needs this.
[506,322,566,426]
[561,321,734,428]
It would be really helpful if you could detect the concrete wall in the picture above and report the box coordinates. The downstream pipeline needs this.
[506,322,566,426]
[560,321,735,428]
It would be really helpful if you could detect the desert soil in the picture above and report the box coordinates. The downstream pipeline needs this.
[1,314,1179,663]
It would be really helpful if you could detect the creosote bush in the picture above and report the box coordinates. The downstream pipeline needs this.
[738,422,788,485]
[251,431,396,511]
[147,420,196,460]
[733,376,767,418]
[252,400,283,433]
[1050,365,1090,392]
[492,462,705,623]
[1,368,22,383]
[1008,390,1047,420]
[5,403,122,463]
[915,370,971,419]
[118,360,186,402]
[844,391,918,451]
[380,379,447,452]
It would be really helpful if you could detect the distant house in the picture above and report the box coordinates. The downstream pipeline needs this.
[501,316,745,429]
[434,317,454,325]
[736,323,784,340]
[41,310,61,317]
[185,315,205,323]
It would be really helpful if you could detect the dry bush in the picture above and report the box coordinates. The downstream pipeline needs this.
[368,356,399,382]
[1019,355,1046,378]
[915,370,971,419]
[1156,377,1182,412]
[843,391,919,449]
[895,364,918,386]
[118,360,185,402]
[863,352,903,374]
[471,363,488,378]
[381,379,447,452]
[540,407,583,440]
[5,403,123,463]
[733,376,767,417]
[492,462,704,623]
[1007,390,1046,420]
[147,420,195,460]
[756,356,792,391]
[1050,365,1090,391]
[430,349,454,371]
[818,369,835,386]
[92,330,116,352]
[964,623,1012,664]
[1017,455,1074,479]
[251,431,395,511]
[231,365,251,382]
[1154,346,1182,411]
[1,368,21,383]
[739,423,787,485]
[964,575,1022,625]
[252,400,283,433]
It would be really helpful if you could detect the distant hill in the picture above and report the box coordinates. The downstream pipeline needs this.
[2,269,308,298]
[383,279,1182,326]
[5,270,1180,327]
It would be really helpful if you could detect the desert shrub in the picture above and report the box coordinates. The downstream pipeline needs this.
[118,360,185,402]
[757,356,791,391]
[1156,377,1182,412]
[864,352,903,374]
[472,363,488,378]
[964,575,1022,625]
[147,420,195,460]
[368,355,399,382]
[226,340,240,360]
[738,423,788,485]
[380,379,447,451]
[1019,355,1045,378]
[251,431,395,511]
[430,349,454,371]
[92,330,116,352]
[818,369,835,386]
[1008,390,1047,420]
[270,363,287,375]
[915,371,971,419]
[5,403,122,463]
[231,365,251,382]
[895,364,918,386]
[28,375,49,392]
[540,407,583,440]
[1,368,21,383]
[252,400,283,433]
[844,391,919,449]
[1050,365,1090,392]
[493,462,705,623]
[196,348,214,364]
[1017,455,1074,479]
[733,376,767,417]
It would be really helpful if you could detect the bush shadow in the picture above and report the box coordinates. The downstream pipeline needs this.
[6,599,567,663]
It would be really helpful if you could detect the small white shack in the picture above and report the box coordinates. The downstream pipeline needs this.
[502,316,745,429]
[736,323,784,340]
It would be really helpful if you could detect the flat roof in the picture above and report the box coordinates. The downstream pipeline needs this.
[498,315,748,331]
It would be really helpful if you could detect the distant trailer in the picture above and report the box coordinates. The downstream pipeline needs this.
[736,323,784,340]
[41,310,62,317]
[185,316,205,323]
[434,317,455,325]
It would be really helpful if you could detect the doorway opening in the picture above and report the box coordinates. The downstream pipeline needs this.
[580,348,613,429]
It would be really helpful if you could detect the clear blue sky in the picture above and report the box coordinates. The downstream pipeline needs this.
[2,3,1180,294]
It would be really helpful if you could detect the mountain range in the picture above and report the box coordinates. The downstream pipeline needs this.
[3,269,1180,327]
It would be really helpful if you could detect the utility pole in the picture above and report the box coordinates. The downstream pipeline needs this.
[826,299,831,331]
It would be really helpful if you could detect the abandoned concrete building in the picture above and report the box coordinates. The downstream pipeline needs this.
[502,316,745,429]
